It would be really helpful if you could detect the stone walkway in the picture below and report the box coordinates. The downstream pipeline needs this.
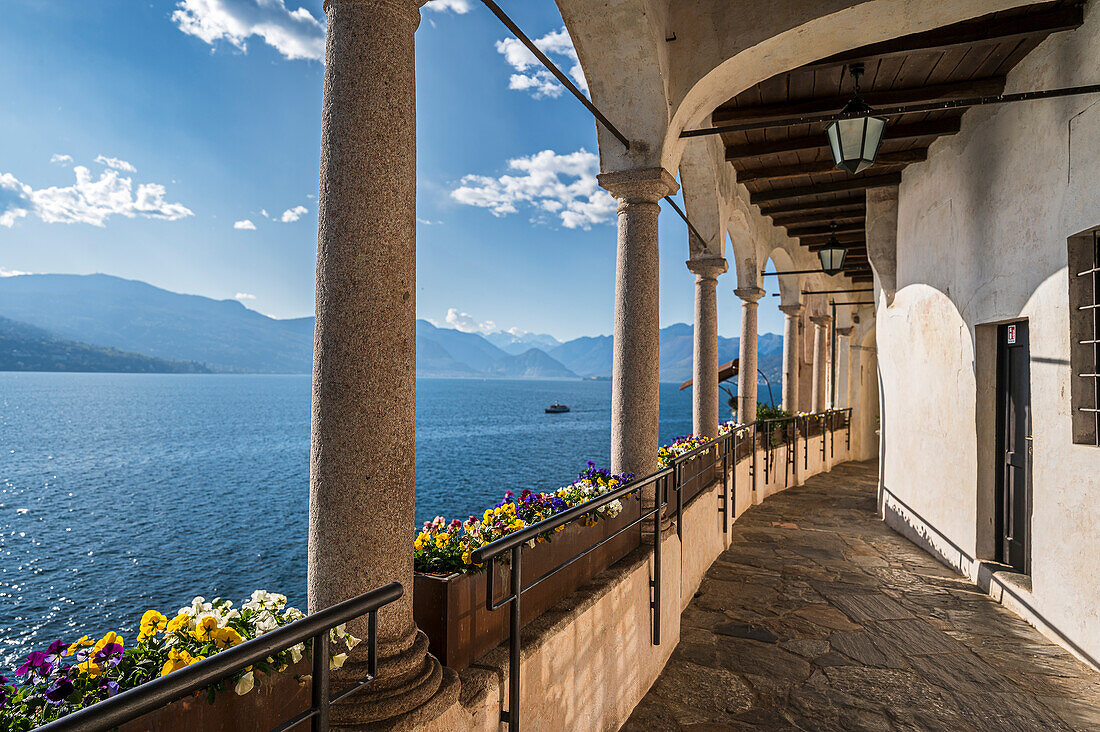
[624,461,1100,731]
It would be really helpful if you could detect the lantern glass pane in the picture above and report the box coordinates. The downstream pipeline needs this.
[838,118,865,162]
[826,122,843,166]
[862,116,887,160]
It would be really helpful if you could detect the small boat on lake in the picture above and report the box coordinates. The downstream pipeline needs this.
[545,403,570,414]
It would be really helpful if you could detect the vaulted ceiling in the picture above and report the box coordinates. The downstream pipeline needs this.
[716,0,1086,282]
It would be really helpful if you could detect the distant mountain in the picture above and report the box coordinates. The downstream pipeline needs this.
[0,316,209,373]
[0,274,783,382]
[0,274,311,373]
[484,330,562,355]
[548,324,783,385]
[416,320,577,378]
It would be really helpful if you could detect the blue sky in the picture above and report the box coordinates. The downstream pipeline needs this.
[0,0,785,341]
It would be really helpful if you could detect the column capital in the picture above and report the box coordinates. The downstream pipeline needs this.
[686,256,727,280]
[734,286,766,304]
[324,0,426,23]
[778,303,802,316]
[598,167,678,203]
[836,326,854,337]
[810,314,833,327]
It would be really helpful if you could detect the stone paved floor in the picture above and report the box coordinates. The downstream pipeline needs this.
[623,461,1100,731]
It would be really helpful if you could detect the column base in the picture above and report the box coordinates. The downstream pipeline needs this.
[333,630,459,730]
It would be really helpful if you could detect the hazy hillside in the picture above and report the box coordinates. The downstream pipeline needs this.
[0,316,209,373]
[548,324,784,385]
[0,274,784,382]
[0,274,311,372]
[416,320,577,378]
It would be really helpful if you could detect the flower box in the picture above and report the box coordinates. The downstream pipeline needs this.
[414,501,641,670]
[117,661,311,732]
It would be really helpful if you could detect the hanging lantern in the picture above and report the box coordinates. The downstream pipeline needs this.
[818,223,847,276]
[825,63,887,174]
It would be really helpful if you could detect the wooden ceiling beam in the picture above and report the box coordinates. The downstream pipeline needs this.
[737,150,926,183]
[750,173,902,205]
[715,77,1005,127]
[770,209,864,227]
[758,195,866,216]
[787,221,865,237]
[804,5,1084,72]
[726,117,961,159]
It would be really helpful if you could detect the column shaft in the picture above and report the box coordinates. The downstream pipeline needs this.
[735,288,764,423]
[309,0,451,723]
[810,316,831,412]
[688,258,727,437]
[779,305,801,413]
[599,169,677,480]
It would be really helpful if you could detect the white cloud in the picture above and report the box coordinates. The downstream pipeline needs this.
[235,292,256,300]
[495,27,587,99]
[424,0,471,12]
[0,167,193,228]
[451,148,615,230]
[445,308,496,335]
[280,204,308,223]
[260,209,269,218]
[172,0,326,61]
[95,155,137,173]
[0,267,31,277]
[50,154,73,166]
[172,0,470,63]
[234,219,256,230]
[417,217,442,225]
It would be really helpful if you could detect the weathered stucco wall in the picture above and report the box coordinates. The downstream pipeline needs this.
[879,6,1100,666]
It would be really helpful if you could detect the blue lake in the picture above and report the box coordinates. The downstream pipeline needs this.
[0,373,763,668]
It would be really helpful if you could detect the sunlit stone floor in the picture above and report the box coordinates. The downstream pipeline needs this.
[623,461,1100,731]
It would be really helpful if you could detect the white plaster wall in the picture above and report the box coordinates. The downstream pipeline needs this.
[880,6,1100,663]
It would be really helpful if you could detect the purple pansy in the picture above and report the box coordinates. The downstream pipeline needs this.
[44,677,74,705]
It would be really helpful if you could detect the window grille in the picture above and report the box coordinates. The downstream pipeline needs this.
[1070,231,1100,446]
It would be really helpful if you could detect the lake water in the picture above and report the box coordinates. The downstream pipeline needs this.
[0,373,764,668]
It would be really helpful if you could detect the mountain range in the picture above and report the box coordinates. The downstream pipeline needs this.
[0,273,783,384]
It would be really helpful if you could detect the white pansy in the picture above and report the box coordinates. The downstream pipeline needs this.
[289,643,304,664]
[330,653,347,671]
[234,670,255,696]
[283,607,305,622]
[254,611,279,635]
[343,633,361,651]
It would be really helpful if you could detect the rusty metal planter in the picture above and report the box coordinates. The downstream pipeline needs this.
[414,501,641,670]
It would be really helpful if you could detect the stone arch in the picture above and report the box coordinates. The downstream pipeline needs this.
[765,246,801,309]
[659,0,1036,171]
[553,0,672,171]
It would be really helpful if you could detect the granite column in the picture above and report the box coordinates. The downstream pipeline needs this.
[688,257,727,437]
[779,304,801,413]
[810,314,832,412]
[735,287,765,423]
[309,0,454,724]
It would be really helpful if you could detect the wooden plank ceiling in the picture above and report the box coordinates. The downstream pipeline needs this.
[716,1,1085,283]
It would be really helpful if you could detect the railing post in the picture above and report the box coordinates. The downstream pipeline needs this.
[675,462,683,540]
[505,545,522,729]
[367,611,377,678]
[652,475,663,645]
[846,408,852,451]
[721,437,729,533]
[312,631,330,732]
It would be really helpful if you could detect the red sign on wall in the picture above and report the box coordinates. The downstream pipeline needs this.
[1007,324,1017,344]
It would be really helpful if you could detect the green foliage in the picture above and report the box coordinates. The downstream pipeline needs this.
[756,403,790,421]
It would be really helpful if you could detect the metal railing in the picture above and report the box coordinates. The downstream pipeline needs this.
[37,583,404,732]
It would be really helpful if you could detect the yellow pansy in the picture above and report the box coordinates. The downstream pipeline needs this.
[214,627,243,650]
[66,635,92,657]
[165,613,190,635]
[139,610,168,641]
[92,632,123,655]
[77,658,102,677]
[192,615,220,642]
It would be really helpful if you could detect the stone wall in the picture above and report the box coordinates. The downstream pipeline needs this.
[426,434,852,731]
[878,5,1100,668]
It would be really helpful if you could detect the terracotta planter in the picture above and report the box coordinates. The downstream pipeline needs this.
[414,501,641,670]
[117,661,311,732]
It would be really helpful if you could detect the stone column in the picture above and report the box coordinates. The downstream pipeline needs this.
[687,257,728,437]
[597,168,678,479]
[810,315,832,412]
[835,326,853,408]
[309,0,454,724]
[866,186,899,305]
[779,304,802,413]
[735,287,765,423]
